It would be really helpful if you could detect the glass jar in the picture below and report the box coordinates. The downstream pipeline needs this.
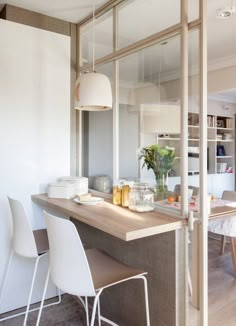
[113,182,122,206]
[128,183,154,212]
[121,184,130,207]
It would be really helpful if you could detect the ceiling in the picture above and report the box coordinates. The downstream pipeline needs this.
[0,0,110,23]
[0,0,235,101]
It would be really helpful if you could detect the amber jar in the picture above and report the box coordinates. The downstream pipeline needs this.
[121,185,130,207]
[113,184,122,206]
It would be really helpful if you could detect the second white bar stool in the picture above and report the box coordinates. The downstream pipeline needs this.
[36,211,150,326]
[0,197,61,325]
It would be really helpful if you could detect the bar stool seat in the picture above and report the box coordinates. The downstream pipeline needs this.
[86,248,146,290]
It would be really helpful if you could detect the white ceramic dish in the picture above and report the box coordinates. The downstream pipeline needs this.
[73,197,104,206]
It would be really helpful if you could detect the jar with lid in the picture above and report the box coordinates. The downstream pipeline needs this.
[128,183,154,212]
[113,181,122,206]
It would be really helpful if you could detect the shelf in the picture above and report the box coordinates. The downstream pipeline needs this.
[216,156,233,159]
[188,125,199,128]
[216,139,233,142]
[216,127,233,131]
[158,137,180,141]
[188,139,199,142]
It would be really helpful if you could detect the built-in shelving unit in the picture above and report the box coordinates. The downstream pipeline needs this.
[188,112,235,175]
[156,112,235,177]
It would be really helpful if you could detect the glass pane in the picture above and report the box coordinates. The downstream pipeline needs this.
[189,0,199,22]
[83,62,113,193]
[118,0,180,49]
[119,35,182,214]
[81,10,113,66]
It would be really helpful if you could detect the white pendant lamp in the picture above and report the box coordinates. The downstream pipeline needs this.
[74,0,113,111]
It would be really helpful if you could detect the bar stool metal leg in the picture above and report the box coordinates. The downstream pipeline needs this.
[90,289,103,326]
[141,276,150,326]
[23,255,41,326]
[97,297,101,326]
[0,250,13,309]
[36,267,50,326]
[85,296,89,326]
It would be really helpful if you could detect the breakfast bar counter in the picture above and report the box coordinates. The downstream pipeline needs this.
[32,194,188,326]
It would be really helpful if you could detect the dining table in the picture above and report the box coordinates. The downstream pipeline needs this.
[156,198,236,309]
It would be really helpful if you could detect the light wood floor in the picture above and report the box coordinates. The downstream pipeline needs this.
[1,237,236,325]
[190,237,236,326]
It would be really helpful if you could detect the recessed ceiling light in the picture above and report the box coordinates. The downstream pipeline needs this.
[216,1,236,18]
[216,7,235,18]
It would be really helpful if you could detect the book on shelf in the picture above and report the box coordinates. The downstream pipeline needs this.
[226,118,233,129]
[207,115,216,127]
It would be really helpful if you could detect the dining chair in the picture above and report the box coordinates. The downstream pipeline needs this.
[174,184,199,197]
[36,211,150,326]
[208,190,236,274]
[0,197,61,325]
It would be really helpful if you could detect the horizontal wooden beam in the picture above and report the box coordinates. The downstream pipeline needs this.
[0,4,71,36]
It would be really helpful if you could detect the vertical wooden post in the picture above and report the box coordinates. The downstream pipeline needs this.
[199,0,208,324]
[113,6,119,181]
[181,0,189,325]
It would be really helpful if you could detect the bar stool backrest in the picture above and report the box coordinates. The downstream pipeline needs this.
[222,190,236,201]
[44,211,96,297]
[8,197,38,258]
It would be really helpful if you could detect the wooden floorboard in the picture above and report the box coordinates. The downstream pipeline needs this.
[1,237,236,325]
[190,237,236,326]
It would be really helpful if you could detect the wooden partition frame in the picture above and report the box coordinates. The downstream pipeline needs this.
[76,0,208,324]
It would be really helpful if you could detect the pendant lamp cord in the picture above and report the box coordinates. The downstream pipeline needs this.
[92,0,95,72]
[158,44,162,104]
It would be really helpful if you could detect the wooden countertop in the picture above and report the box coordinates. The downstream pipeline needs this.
[32,194,187,241]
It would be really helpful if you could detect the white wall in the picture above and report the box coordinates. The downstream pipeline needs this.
[0,20,71,313]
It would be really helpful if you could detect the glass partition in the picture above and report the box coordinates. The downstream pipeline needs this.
[189,0,199,22]
[117,0,180,49]
[81,10,113,66]
[119,35,181,212]
[83,62,113,192]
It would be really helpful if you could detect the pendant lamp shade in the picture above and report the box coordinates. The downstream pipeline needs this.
[74,72,112,111]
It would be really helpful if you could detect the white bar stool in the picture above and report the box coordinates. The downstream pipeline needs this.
[36,211,150,326]
[0,197,61,325]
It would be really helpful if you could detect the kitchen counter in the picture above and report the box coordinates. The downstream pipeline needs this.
[31,194,187,241]
[32,194,188,326]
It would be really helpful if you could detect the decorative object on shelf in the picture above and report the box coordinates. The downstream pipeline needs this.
[74,0,112,111]
[216,145,226,156]
[139,144,176,201]
[217,119,225,128]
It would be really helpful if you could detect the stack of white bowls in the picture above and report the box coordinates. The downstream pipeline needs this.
[47,182,75,199]
[58,176,88,196]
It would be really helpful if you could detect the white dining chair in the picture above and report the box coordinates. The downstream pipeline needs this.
[174,184,199,197]
[208,191,236,274]
[0,197,61,325]
[36,211,150,326]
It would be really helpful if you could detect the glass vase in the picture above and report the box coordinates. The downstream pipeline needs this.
[155,173,168,201]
